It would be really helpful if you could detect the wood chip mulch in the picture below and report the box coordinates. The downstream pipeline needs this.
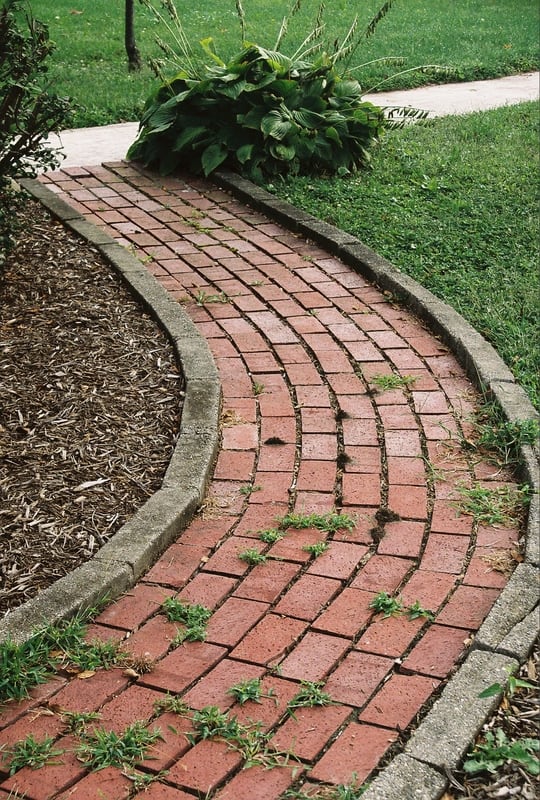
[0,200,184,618]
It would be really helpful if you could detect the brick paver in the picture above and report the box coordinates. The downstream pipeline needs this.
[0,163,524,798]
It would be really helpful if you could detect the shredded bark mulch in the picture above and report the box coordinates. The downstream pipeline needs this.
[0,200,184,618]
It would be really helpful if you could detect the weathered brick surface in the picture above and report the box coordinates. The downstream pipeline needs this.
[7,162,521,799]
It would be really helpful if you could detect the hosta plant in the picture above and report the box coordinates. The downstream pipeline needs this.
[128,1,415,182]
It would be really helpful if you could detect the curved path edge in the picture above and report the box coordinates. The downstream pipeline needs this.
[0,178,221,645]
[2,171,538,799]
[212,169,539,799]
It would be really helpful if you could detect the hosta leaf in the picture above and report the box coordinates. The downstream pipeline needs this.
[216,79,248,99]
[292,108,325,128]
[201,142,228,176]
[270,142,296,161]
[172,124,207,152]
[261,110,292,140]
[236,143,254,164]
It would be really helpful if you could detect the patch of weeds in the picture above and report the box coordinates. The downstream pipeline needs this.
[302,541,329,557]
[240,484,262,496]
[5,735,64,776]
[278,511,356,534]
[238,548,267,566]
[287,681,335,715]
[161,598,212,644]
[369,591,404,618]
[227,677,275,705]
[253,381,265,396]
[124,770,169,791]
[0,636,52,703]
[77,722,162,771]
[456,483,531,526]
[190,705,244,742]
[463,728,539,776]
[259,528,285,544]
[406,600,435,621]
[153,694,190,716]
[370,373,417,392]
[474,404,540,465]
[194,289,230,306]
[65,639,125,672]
[62,710,101,736]
[479,666,537,700]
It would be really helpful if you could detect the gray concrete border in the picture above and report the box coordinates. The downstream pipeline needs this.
[214,169,540,799]
[0,179,221,645]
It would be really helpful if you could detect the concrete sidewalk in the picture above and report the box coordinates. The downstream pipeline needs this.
[48,72,539,168]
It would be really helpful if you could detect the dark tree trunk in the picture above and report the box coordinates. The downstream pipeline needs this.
[125,0,142,71]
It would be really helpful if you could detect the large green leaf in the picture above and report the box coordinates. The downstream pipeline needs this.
[292,108,325,129]
[236,143,255,164]
[201,142,228,176]
[261,110,293,140]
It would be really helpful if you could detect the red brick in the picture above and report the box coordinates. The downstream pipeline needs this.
[301,408,337,433]
[274,574,341,620]
[351,555,413,593]
[437,586,500,630]
[385,430,422,457]
[342,418,379,446]
[378,520,425,558]
[307,542,369,580]
[267,528,326,563]
[387,456,426,486]
[296,461,336,492]
[205,598,270,647]
[96,584,175,631]
[177,573,238,609]
[310,722,397,785]
[402,625,471,678]
[400,569,456,611]
[249,471,293,503]
[123,614,179,661]
[230,614,307,666]
[84,623,125,644]
[221,425,258,453]
[356,614,425,658]
[213,450,256,481]
[0,677,66,730]
[55,766,132,799]
[343,446,381,474]
[421,534,469,574]
[140,711,195,772]
[214,764,298,800]
[233,559,300,603]
[182,659,265,710]
[476,525,520,549]
[257,444,296,472]
[359,673,439,729]
[167,739,242,793]
[179,515,233,548]
[463,549,509,589]
[202,536,264,577]
[1,735,85,800]
[341,472,381,506]
[431,499,473,535]
[387,485,428,520]
[301,434,338,460]
[378,408,418,432]
[279,632,350,681]
[140,642,227,694]
[313,588,375,637]
[325,651,393,707]
[271,704,351,761]
[98,685,163,733]
[135,783,194,799]
[50,669,130,713]
[143,543,210,587]
[232,675,299,731]
[0,709,63,754]
[232,502,289,538]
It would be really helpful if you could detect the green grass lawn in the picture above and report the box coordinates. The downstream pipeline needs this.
[279,102,539,410]
[32,0,539,127]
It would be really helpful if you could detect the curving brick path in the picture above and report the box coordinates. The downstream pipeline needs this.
[0,162,528,799]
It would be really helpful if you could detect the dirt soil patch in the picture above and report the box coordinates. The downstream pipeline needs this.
[0,200,184,618]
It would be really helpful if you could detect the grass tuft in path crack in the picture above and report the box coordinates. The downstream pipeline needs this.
[287,681,336,716]
[258,528,285,544]
[161,597,212,643]
[472,403,540,466]
[369,592,434,621]
[302,541,329,557]
[76,721,162,771]
[369,373,417,392]
[278,511,356,534]
[227,677,276,705]
[455,483,532,526]
[4,735,64,776]
[238,548,267,565]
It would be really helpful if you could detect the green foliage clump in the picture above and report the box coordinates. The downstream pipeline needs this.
[0,0,70,271]
[127,1,400,182]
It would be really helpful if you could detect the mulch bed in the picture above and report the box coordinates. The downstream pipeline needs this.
[0,200,184,618]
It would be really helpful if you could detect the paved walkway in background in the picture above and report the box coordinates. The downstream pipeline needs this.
[0,155,525,799]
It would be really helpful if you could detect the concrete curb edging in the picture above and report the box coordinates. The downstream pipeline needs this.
[214,169,539,800]
[0,179,221,645]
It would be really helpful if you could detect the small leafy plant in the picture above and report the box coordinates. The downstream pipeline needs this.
[258,528,285,544]
[161,597,212,643]
[406,600,435,621]
[5,735,63,776]
[77,722,162,771]
[462,728,539,776]
[238,548,267,565]
[227,677,274,705]
[190,705,244,742]
[368,591,403,618]
[370,373,417,391]
[127,1,421,181]
[278,510,355,534]
[302,540,329,557]
[473,403,540,465]
[456,483,531,526]
[287,681,335,714]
